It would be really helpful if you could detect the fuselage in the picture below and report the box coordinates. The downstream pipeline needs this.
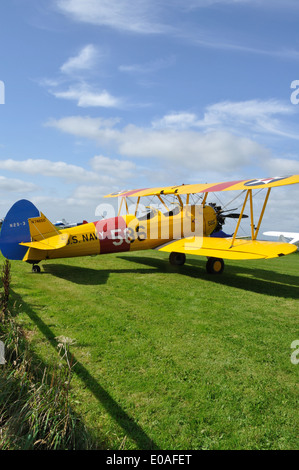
[24,204,218,262]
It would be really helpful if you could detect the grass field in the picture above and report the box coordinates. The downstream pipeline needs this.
[4,250,299,450]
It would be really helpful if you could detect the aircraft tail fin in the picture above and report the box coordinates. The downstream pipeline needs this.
[0,200,67,261]
[0,200,40,260]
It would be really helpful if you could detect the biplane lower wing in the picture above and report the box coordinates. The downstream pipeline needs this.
[156,237,297,260]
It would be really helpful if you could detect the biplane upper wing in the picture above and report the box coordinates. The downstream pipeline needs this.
[156,236,298,260]
[104,175,299,198]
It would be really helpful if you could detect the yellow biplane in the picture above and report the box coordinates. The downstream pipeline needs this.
[0,175,298,274]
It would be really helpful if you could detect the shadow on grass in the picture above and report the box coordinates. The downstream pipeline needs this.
[42,263,159,285]
[40,254,299,299]
[11,289,159,450]
[117,254,299,299]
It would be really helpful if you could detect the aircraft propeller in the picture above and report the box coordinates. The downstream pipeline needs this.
[221,212,249,219]
[209,203,248,219]
[208,203,248,232]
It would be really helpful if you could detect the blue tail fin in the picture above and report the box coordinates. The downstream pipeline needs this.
[0,200,40,260]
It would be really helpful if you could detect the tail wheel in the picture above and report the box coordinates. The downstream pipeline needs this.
[206,257,224,274]
[169,252,186,266]
[32,264,41,273]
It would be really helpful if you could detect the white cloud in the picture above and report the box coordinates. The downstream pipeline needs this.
[0,176,38,193]
[54,0,299,61]
[70,183,115,201]
[60,44,99,74]
[185,0,299,8]
[54,0,299,76]
[0,155,138,211]
[41,44,122,109]
[52,84,122,108]
[121,128,268,171]
[202,100,299,140]
[56,0,171,34]
[152,112,199,130]
[46,116,120,142]
[153,100,299,139]
[204,99,292,120]
[119,56,176,75]
[45,98,299,176]
[262,158,299,175]
[91,155,136,177]
[0,158,99,183]
[202,99,294,126]
[179,0,299,11]
[46,115,269,172]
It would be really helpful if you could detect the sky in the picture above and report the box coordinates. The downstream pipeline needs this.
[1,0,299,234]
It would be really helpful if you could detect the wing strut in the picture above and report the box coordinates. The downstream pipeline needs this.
[253,188,271,240]
[118,196,130,216]
[230,190,250,247]
[230,188,271,247]
[249,189,255,240]
[134,196,141,216]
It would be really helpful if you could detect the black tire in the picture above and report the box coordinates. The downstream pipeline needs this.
[206,257,224,274]
[169,252,186,266]
[32,265,41,273]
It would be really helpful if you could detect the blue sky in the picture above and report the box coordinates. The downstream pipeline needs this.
[1,0,299,232]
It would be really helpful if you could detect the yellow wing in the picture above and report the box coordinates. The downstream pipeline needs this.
[104,175,299,198]
[156,236,297,260]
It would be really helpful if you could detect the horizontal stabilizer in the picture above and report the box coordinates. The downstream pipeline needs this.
[20,233,69,251]
[157,236,297,260]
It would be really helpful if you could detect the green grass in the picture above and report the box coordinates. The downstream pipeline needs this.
[4,250,299,450]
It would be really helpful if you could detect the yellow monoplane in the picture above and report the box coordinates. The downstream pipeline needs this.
[0,175,298,274]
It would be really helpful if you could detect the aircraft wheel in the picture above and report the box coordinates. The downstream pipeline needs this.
[206,257,224,274]
[169,252,186,266]
[32,265,41,273]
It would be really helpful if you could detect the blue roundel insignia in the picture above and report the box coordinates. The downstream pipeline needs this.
[244,176,288,187]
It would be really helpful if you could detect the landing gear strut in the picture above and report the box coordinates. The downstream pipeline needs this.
[169,252,186,266]
[206,257,224,274]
